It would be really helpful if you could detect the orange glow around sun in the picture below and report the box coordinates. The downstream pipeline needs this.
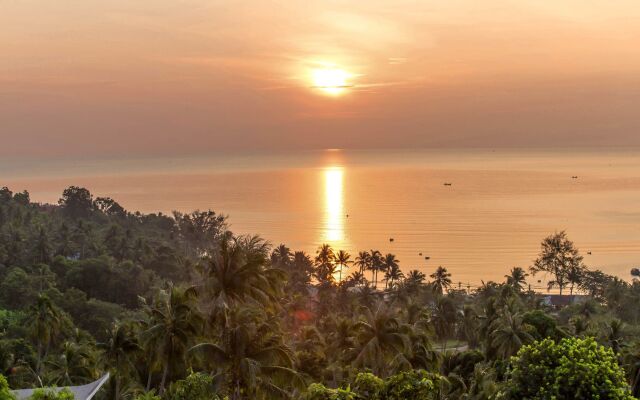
[311,68,352,96]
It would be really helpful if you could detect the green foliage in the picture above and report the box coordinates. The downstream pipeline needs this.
[0,374,16,400]
[522,309,564,341]
[166,372,220,400]
[380,370,437,400]
[305,371,440,400]
[58,186,93,220]
[352,372,383,398]
[3,186,640,400]
[133,391,161,400]
[304,383,358,400]
[501,337,635,399]
[28,388,74,400]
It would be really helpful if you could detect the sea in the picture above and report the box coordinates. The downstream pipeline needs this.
[3,148,640,290]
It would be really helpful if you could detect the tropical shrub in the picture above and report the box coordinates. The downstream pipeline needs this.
[166,372,220,400]
[304,383,358,400]
[0,375,16,400]
[380,370,437,400]
[28,388,74,399]
[133,391,161,400]
[352,372,383,399]
[501,337,635,399]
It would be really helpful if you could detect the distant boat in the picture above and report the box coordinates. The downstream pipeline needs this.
[425,256,430,260]
[418,252,422,256]
[345,214,349,218]
[443,182,452,186]
[572,176,578,179]
[389,238,394,242]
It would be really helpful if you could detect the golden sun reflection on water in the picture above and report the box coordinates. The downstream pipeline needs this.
[323,166,345,245]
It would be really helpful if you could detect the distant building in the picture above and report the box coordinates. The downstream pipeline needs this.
[12,374,109,400]
[541,294,588,308]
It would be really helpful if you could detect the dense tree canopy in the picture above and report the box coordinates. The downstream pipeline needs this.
[0,185,639,399]
[501,337,635,399]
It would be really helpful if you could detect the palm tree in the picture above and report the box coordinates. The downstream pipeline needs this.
[430,266,452,296]
[271,244,292,268]
[325,316,357,367]
[355,251,370,276]
[504,267,528,291]
[489,307,533,359]
[382,253,401,289]
[347,271,366,287]
[142,285,202,394]
[314,244,336,286]
[55,222,74,257]
[99,322,142,400]
[28,295,64,375]
[602,319,625,354]
[289,251,314,291]
[315,243,334,266]
[460,305,480,348]
[33,226,52,264]
[355,285,378,309]
[431,297,457,351]
[353,303,410,376]
[45,340,96,386]
[623,345,640,397]
[466,364,498,400]
[190,309,302,400]
[405,270,426,286]
[72,219,94,259]
[403,270,426,296]
[335,250,352,282]
[368,250,383,289]
[198,234,283,324]
[384,259,404,290]
[570,316,590,337]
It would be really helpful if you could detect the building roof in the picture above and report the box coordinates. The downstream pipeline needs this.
[12,374,109,400]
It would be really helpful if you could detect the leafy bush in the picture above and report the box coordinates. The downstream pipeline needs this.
[304,383,358,400]
[166,372,220,400]
[28,388,74,399]
[380,370,437,400]
[353,372,383,399]
[133,391,161,400]
[0,374,16,400]
[501,337,635,399]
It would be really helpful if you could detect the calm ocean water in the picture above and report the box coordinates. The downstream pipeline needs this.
[4,149,640,289]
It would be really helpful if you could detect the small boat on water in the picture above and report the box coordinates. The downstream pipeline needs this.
[443,182,452,186]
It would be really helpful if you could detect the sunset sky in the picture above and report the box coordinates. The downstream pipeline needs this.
[2,0,640,158]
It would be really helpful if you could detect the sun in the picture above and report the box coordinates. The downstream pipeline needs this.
[312,68,351,95]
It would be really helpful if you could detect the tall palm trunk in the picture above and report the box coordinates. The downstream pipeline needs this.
[146,370,153,391]
[632,366,640,397]
[114,376,121,400]
[159,363,169,394]
[36,343,44,376]
[114,354,121,400]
